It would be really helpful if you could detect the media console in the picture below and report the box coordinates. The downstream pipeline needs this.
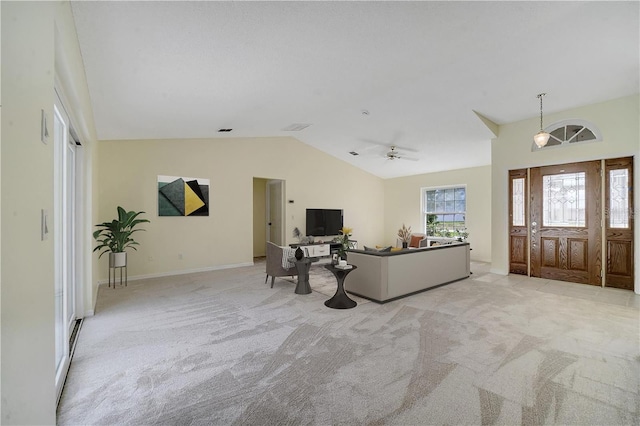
[289,242,342,258]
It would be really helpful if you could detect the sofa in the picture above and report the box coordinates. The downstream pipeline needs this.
[345,242,470,303]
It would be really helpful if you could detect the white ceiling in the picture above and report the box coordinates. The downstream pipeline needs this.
[71,1,639,179]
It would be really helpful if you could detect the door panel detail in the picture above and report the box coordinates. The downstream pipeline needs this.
[607,240,632,276]
[568,238,588,271]
[510,236,527,265]
[541,237,559,268]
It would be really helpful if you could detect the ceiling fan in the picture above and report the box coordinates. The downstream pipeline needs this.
[352,137,420,162]
[384,145,419,161]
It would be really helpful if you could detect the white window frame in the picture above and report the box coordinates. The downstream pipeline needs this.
[421,185,467,238]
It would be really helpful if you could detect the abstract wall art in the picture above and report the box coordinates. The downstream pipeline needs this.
[158,175,210,216]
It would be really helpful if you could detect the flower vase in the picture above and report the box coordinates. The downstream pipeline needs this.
[402,242,408,249]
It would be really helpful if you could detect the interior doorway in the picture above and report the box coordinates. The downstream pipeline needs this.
[509,158,634,289]
[252,178,286,258]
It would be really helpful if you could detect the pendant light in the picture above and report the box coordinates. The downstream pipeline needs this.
[533,93,550,148]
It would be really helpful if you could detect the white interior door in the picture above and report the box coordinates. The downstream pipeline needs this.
[267,180,285,245]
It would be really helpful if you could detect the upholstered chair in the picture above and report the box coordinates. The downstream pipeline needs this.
[397,233,428,248]
[265,241,299,288]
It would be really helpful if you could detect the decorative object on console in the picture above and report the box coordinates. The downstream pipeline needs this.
[397,223,411,248]
[455,227,469,241]
[337,226,352,260]
[295,247,304,260]
[292,227,302,242]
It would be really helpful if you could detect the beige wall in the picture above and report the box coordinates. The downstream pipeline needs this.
[491,94,640,293]
[383,165,491,262]
[1,1,98,424]
[96,137,385,280]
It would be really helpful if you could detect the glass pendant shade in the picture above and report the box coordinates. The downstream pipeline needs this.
[534,130,550,148]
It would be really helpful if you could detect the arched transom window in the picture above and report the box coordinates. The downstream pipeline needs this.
[532,119,602,151]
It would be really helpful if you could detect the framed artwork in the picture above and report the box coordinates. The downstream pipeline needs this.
[158,175,209,216]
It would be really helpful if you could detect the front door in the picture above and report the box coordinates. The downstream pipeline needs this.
[529,160,602,285]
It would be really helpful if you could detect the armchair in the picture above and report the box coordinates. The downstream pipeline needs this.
[265,241,299,288]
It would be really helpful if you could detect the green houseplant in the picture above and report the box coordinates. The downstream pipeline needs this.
[93,206,150,267]
[337,226,353,260]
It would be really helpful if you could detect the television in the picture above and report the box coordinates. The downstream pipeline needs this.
[306,209,343,237]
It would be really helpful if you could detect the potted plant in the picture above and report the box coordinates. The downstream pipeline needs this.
[337,226,353,260]
[93,206,150,268]
[398,223,411,248]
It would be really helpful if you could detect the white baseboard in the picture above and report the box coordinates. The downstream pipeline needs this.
[97,262,255,285]
[489,268,508,275]
[83,309,95,317]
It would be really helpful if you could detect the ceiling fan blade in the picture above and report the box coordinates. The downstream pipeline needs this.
[358,137,418,153]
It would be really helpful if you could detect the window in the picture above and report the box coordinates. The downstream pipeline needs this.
[542,172,586,227]
[609,168,629,228]
[531,119,602,152]
[512,177,525,226]
[423,186,466,238]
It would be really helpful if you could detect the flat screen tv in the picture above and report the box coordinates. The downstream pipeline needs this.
[306,209,343,237]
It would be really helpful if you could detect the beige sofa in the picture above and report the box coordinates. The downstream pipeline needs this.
[345,243,470,303]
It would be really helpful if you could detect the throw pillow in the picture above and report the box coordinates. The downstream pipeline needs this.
[378,246,392,252]
[281,247,296,269]
[364,245,378,252]
[410,235,423,248]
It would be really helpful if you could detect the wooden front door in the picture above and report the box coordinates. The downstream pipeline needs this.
[529,161,602,285]
[605,157,634,289]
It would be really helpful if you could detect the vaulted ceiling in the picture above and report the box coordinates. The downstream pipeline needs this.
[71,1,639,178]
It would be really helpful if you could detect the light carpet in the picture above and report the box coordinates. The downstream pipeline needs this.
[57,260,640,425]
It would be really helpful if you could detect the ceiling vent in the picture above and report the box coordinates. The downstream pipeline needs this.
[282,123,312,132]
[218,128,233,132]
[349,151,359,156]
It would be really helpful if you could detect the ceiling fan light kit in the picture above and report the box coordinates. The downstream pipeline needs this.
[534,93,550,148]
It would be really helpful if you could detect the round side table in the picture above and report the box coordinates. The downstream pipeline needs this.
[324,264,357,309]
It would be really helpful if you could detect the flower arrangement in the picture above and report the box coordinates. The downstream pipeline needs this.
[292,227,302,242]
[397,223,412,244]
[337,226,352,259]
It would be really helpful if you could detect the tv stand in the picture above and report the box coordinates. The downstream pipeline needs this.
[290,242,342,258]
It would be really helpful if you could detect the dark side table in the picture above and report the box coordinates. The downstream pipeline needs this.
[294,258,317,294]
[324,264,357,309]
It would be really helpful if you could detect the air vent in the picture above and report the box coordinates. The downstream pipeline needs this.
[218,128,233,133]
[349,151,359,156]
[282,123,312,132]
